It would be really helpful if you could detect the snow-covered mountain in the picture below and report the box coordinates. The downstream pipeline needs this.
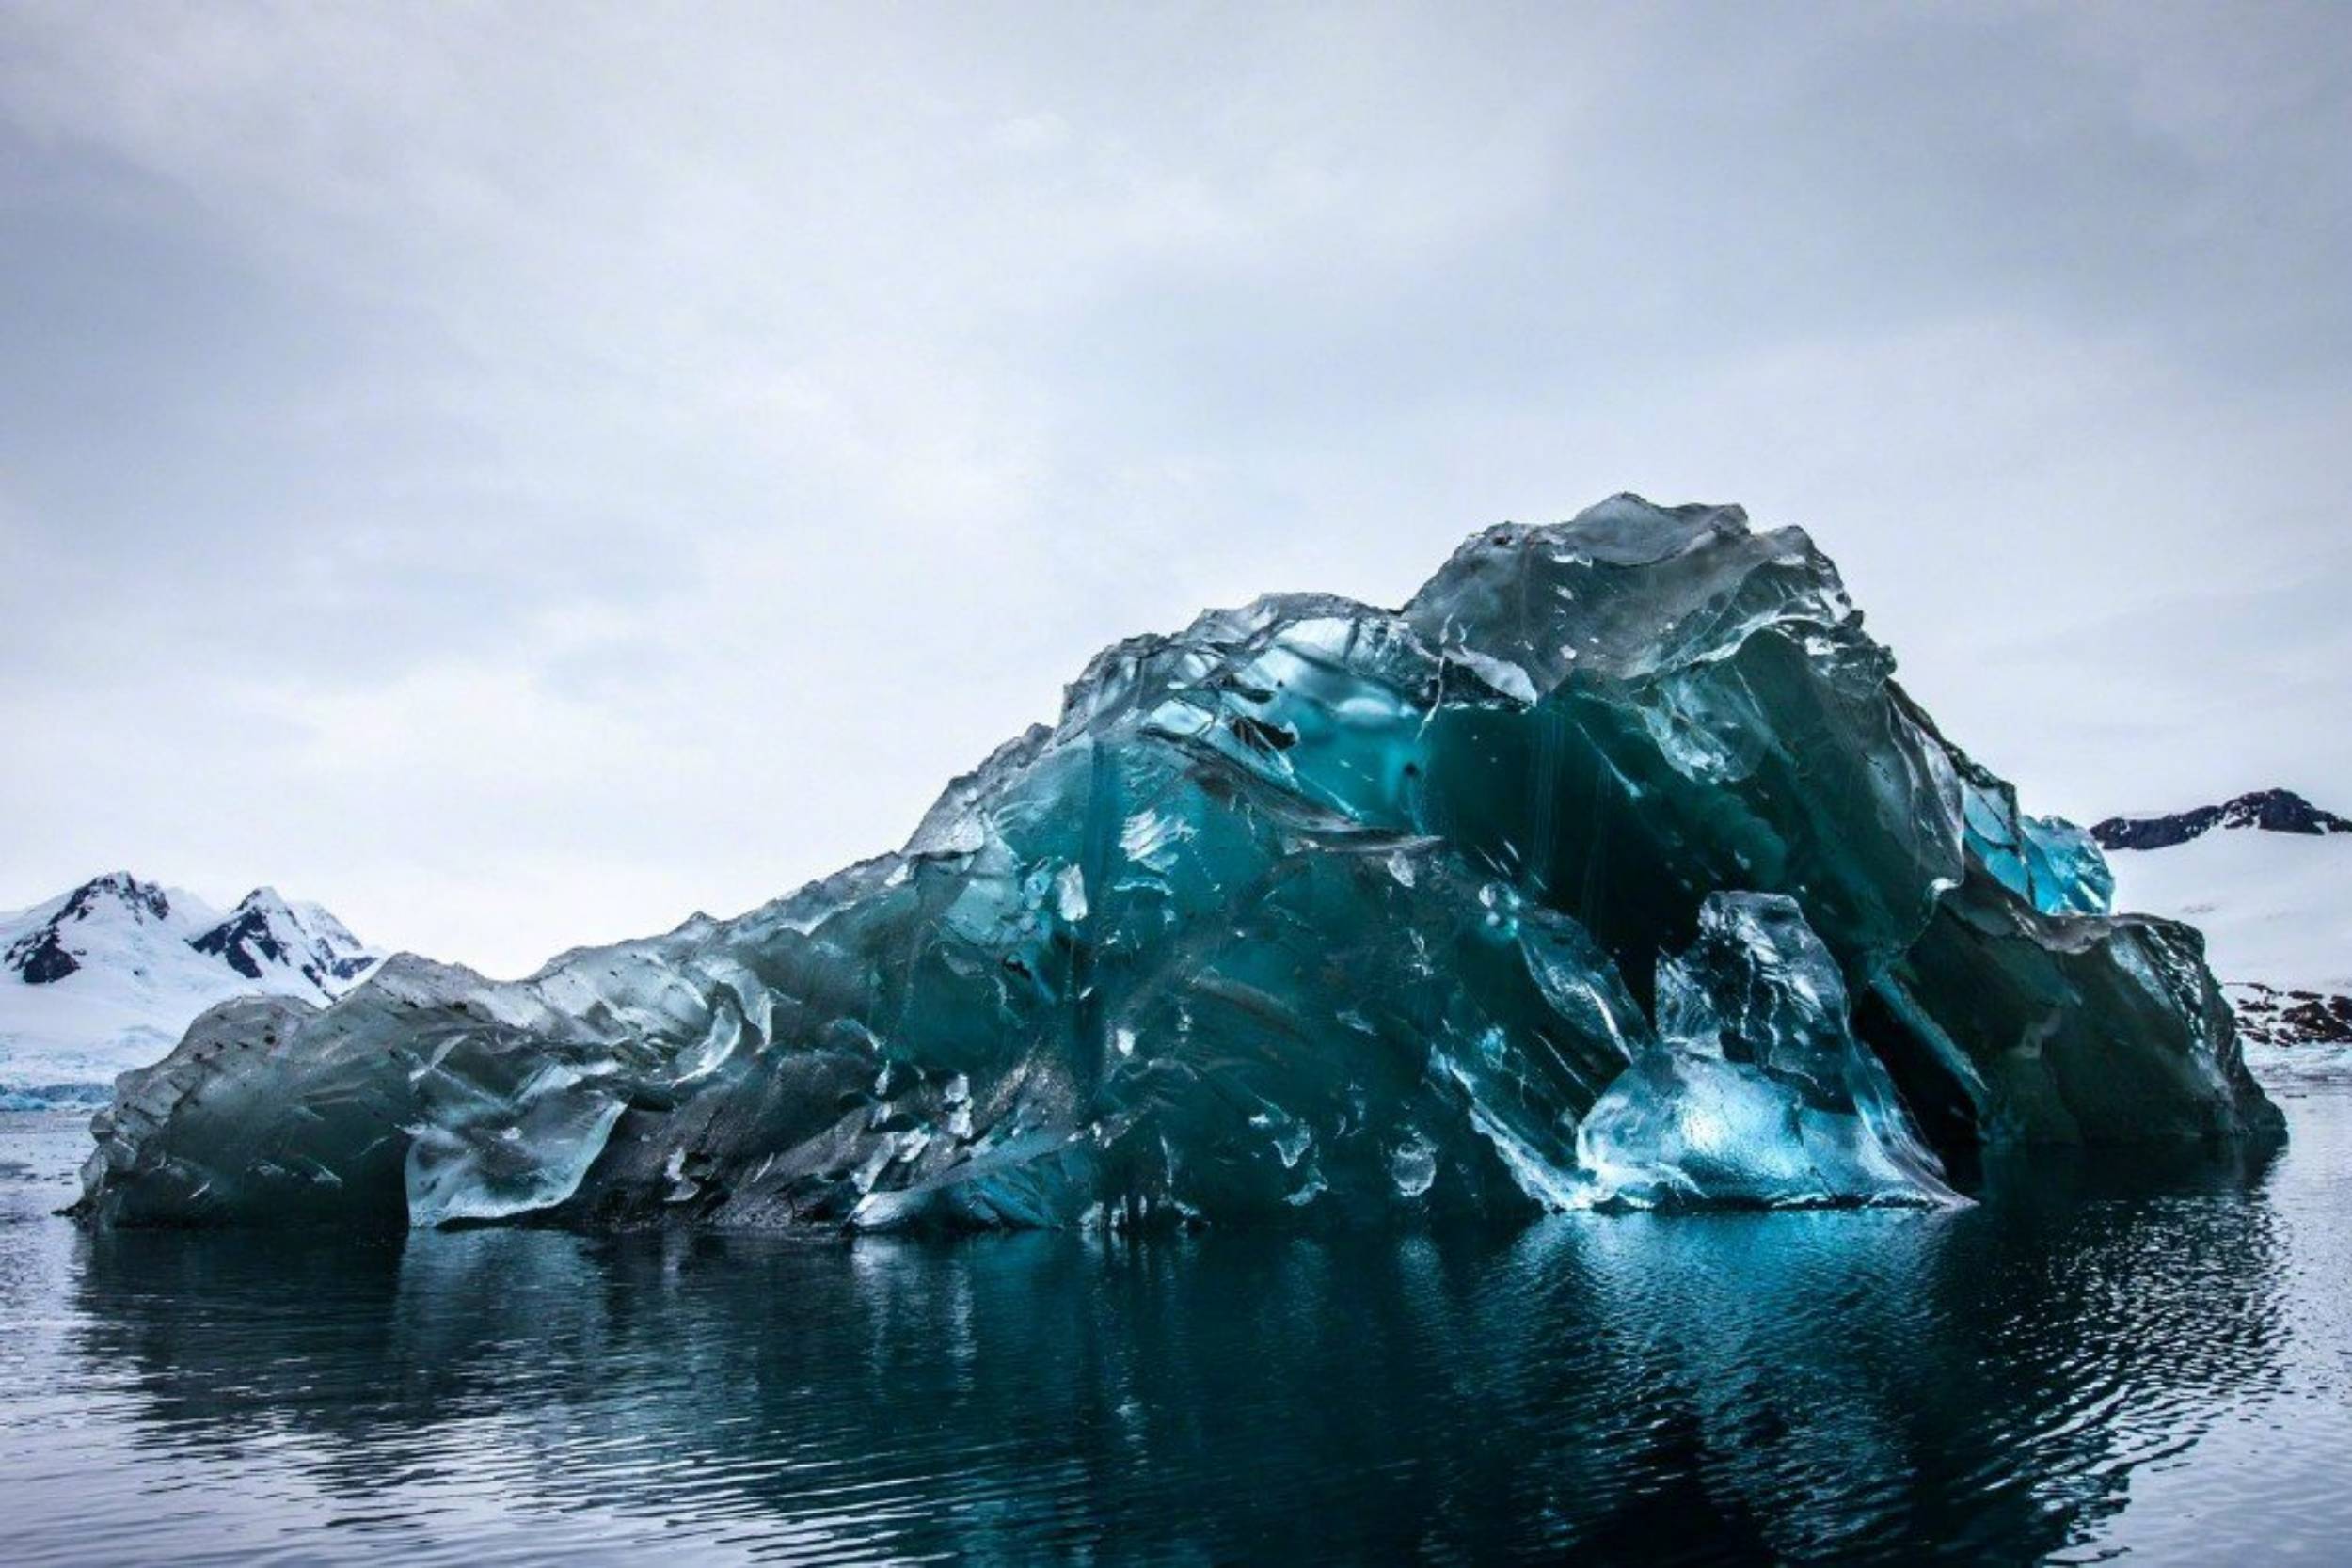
[2092,788,2352,852]
[2100,791,2352,1051]
[1,873,381,1103]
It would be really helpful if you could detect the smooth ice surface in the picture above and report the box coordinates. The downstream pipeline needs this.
[73,498,2280,1233]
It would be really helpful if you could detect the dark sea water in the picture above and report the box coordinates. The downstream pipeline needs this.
[5,1071,2349,1565]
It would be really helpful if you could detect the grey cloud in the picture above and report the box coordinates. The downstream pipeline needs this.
[0,1,2345,974]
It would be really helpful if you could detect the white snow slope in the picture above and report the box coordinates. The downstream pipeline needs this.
[2109,830,2352,996]
[2106,807,2352,1065]
[0,873,381,1101]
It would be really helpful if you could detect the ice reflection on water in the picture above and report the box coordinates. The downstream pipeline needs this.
[2,1090,2345,1565]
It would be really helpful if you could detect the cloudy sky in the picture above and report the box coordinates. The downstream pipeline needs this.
[3,2,2347,976]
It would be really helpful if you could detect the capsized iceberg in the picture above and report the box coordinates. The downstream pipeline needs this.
[72,497,2281,1233]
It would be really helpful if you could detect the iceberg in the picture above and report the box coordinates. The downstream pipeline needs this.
[72,497,2281,1233]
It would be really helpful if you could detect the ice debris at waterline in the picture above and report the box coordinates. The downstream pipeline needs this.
[73,498,2281,1233]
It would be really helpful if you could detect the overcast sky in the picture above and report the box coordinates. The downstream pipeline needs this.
[3,1,2347,976]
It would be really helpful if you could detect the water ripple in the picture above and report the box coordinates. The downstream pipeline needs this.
[1,1088,2346,1564]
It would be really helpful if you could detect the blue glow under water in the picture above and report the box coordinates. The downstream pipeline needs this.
[5,1073,2349,1565]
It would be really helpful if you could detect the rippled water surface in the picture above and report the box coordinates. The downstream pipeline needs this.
[5,1074,2349,1564]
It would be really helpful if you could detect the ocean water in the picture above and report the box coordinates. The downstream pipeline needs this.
[3,1071,2347,1565]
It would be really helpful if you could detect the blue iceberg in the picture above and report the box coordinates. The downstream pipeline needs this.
[73,497,2280,1232]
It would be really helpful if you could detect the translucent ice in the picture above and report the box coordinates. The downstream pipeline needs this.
[75,497,2280,1233]
[1575,894,1957,1207]
[1959,767,2114,917]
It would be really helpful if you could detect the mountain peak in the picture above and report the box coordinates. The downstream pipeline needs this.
[59,872,172,925]
[190,887,373,988]
[4,872,177,985]
[2091,789,2352,852]
[2213,789,2349,833]
[228,886,296,924]
[3,873,384,1100]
